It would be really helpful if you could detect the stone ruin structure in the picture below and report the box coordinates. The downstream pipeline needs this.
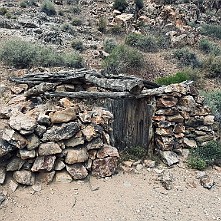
[0,69,219,186]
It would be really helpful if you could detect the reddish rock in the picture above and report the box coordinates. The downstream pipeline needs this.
[97,145,119,159]
[167,114,184,123]
[31,156,56,172]
[156,96,178,108]
[65,148,88,164]
[66,164,88,180]
[92,157,118,177]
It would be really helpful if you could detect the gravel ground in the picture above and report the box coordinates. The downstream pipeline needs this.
[1,166,221,221]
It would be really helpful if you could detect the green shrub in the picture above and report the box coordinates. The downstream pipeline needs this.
[135,0,144,10]
[61,23,75,35]
[0,39,83,68]
[188,141,221,170]
[71,18,82,26]
[69,6,81,14]
[110,24,124,35]
[41,0,57,16]
[208,56,221,78]
[125,33,158,52]
[20,0,37,8]
[201,24,221,40]
[71,40,84,51]
[103,38,117,53]
[120,146,146,161]
[155,72,191,85]
[199,39,220,56]
[0,7,7,15]
[174,48,201,68]
[113,0,128,12]
[67,0,79,4]
[103,44,144,74]
[98,17,107,33]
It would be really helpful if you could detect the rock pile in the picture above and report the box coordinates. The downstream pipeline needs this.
[0,97,119,186]
[152,82,218,165]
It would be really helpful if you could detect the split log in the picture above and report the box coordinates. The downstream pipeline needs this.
[45,91,134,99]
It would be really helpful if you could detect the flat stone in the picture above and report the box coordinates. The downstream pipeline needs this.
[174,123,185,133]
[64,137,84,148]
[0,139,15,157]
[38,142,62,156]
[2,128,28,149]
[178,95,196,111]
[31,156,56,172]
[160,151,179,166]
[9,179,18,192]
[49,108,77,124]
[86,138,103,150]
[6,157,25,171]
[13,170,35,186]
[155,121,175,128]
[167,114,184,123]
[152,115,166,121]
[26,134,40,150]
[38,171,55,184]
[156,96,178,108]
[42,122,81,142]
[66,164,88,180]
[155,108,179,116]
[183,138,197,148]
[54,159,66,170]
[204,115,215,125]
[97,145,119,158]
[82,125,97,141]
[65,148,88,164]
[143,160,156,168]
[160,170,173,190]
[156,128,173,136]
[196,135,214,143]
[55,171,72,183]
[9,111,37,134]
[59,98,74,108]
[92,157,118,177]
[0,167,6,184]
[19,149,36,159]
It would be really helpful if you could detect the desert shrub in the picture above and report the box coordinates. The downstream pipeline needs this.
[120,146,146,161]
[0,7,7,15]
[208,56,221,78]
[66,0,79,4]
[188,141,221,170]
[0,39,83,68]
[71,40,84,51]
[110,24,124,35]
[71,18,82,26]
[20,0,37,8]
[41,0,57,16]
[69,6,81,14]
[98,17,107,33]
[174,48,201,68]
[103,38,117,53]
[61,23,75,35]
[125,33,158,52]
[201,24,221,40]
[155,71,191,85]
[103,44,144,74]
[113,0,128,12]
[199,39,220,56]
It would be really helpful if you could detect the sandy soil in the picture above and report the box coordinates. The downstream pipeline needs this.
[1,166,221,221]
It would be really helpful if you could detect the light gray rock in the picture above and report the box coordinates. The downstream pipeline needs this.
[42,122,81,142]
[200,175,215,189]
[66,164,88,180]
[54,159,66,171]
[9,111,37,134]
[86,138,103,150]
[49,108,77,123]
[26,134,40,150]
[0,192,6,205]
[2,128,28,149]
[64,137,84,148]
[82,125,96,141]
[9,179,18,192]
[38,142,62,156]
[13,170,35,186]
[160,170,173,190]
[37,114,51,126]
[31,156,56,172]
[38,171,55,184]
[65,148,88,164]
[55,171,72,183]
[183,138,197,148]
[19,149,36,159]
[0,167,6,184]
[6,158,25,171]
[35,125,47,137]
[160,151,179,166]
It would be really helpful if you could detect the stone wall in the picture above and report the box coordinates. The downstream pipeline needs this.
[0,98,119,185]
[152,82,219,166]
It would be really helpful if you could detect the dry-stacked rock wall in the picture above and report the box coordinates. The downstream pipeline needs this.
[0,98,119,185]
[152,82,218,165]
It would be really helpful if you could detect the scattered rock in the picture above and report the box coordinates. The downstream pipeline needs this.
[200,175,215,189]
[0,167,6,184]
[13,170,35,186]
[32,183,42,192]
[160,170,173,190]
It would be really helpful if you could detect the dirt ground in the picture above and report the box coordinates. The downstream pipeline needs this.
[1,166,221,221]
